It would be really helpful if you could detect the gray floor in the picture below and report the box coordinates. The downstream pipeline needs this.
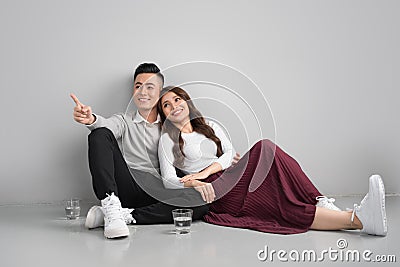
[1,196,398,267]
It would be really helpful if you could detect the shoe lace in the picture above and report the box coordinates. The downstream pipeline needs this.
[316,196,336,205]
[349,203,358,223]
[123,209,135,224]
[347,194,368,223]
[103,194,124,223]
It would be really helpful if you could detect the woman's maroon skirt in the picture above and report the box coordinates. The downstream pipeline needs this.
[203,139,321,234]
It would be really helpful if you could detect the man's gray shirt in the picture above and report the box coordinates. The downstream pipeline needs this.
[87,111,161,176]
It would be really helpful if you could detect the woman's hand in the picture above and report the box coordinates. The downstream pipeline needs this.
[179,171,209,183]
[190,180,215,203]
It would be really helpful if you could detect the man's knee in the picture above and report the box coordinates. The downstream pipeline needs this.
[88,127,114,145]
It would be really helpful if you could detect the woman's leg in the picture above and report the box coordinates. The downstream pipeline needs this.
[311,175,387,236]
[310,207,362,230]
[205,139,322,234]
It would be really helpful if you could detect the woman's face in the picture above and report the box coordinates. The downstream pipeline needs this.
[161,91,190,124]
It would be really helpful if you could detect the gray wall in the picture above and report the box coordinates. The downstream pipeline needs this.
[0,0,399,204]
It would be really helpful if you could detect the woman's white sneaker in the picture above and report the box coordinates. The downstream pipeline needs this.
[316,196,342,211]
[353,175,387,236]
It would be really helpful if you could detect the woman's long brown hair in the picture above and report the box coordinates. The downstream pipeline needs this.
[157,86,223,168]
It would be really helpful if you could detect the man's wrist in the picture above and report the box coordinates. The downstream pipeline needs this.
[86,114,96,125]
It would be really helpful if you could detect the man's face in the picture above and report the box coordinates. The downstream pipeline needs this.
[133,73,162,113]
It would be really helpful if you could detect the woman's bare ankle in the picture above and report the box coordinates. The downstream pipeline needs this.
[347,211,363,229]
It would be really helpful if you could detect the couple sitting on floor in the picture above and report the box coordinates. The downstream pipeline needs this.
[71,63,387,239]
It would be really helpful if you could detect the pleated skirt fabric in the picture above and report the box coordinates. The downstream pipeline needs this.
[203,139,321,234]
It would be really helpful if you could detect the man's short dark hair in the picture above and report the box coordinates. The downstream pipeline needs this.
[134,63,164,85]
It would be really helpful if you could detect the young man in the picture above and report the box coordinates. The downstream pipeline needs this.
[71,63,210,238]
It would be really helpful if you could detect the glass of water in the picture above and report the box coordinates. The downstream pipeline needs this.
[65,198,81,220]
[172,209,193,234]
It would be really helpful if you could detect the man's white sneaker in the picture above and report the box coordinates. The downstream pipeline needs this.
[85,206,104,229]
[315,196,342,211]
[101,193,130,238]
[352,175,387,236]
[85,205,135,229]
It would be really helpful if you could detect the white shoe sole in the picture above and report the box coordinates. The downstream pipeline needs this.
[104,227,129,239]
[85,206,103,229]
[369,175,387,236]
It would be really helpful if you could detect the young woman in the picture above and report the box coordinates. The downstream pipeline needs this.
[157,86,387,235]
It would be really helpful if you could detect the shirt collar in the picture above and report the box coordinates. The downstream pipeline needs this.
[132,110,161,124]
